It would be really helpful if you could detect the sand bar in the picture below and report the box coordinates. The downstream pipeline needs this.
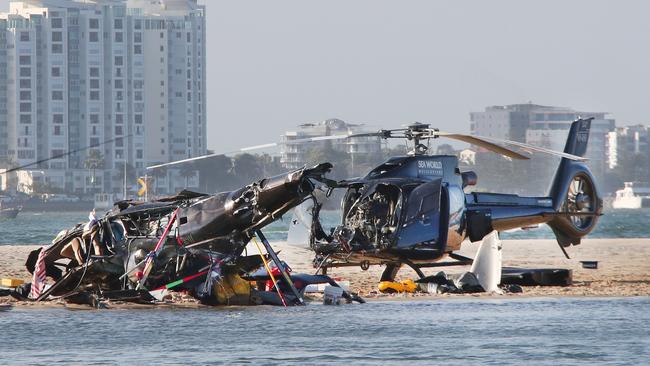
[1,238,649,307]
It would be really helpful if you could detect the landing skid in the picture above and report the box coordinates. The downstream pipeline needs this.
[316,253,475,282]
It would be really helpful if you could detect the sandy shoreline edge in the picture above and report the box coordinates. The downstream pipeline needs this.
[2,238,649,308]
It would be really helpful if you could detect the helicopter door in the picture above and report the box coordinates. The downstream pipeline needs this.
[396,179,443,248]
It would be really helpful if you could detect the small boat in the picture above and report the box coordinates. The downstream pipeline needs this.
[0,201,21,219]
[612,182,650,209]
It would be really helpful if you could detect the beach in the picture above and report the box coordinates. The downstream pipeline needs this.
[1,238,649,307]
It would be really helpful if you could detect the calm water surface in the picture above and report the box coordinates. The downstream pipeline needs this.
[0,297,648,365]
[1,209,649,245]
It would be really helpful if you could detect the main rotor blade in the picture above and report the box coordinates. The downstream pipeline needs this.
[485,137,588,161]
[434,132,530,160]
[146,134,354,170]
[3,135,133,173]
[434,131,587,162]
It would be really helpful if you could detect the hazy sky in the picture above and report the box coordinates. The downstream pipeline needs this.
[3,1,650,153]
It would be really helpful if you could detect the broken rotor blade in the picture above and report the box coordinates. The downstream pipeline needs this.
[3,135,133,174]
[147,134,355,170]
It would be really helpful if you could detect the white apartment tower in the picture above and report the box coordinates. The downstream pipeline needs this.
[0,0,206,194]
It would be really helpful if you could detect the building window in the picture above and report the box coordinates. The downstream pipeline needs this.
[114,79,123,89]
[20,103,31,112]
[19,114,31,124]
[135,114,143,124]
[51,18,63,28]
[115,138,123,147]
[54,126,62,136]
[52,44,63,54]
[134,45,142,54]
[90,114,99,124]
[136,150,143,159]
[52,91,63,100]
[115,114,123,124]
[114,32,123,42]
[115,126,123,135]
[114,19,122,29]
[20,91,31,100]
[90,91,100,100]
[134,91,143,101]
[90,79,100,89]
[20,79,31,88]
[89,32,99,42]
[51,67,61,77]
[53,114,63,124]
[134,20,142,30]
[114,56,123,66]
[160,32,164,38]
[90,67,99,77]
[52,32,62,42]
[160,45,164,52]
[89,19,99,29]
[20,67,31,77]
[19,55,30,65]
[20,32,29,42]
[90,138,100,146]
[134,32,142,43]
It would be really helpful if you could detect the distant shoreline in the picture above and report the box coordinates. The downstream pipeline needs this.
[5,202,93,212]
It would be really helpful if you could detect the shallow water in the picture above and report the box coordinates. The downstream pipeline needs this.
[1,297,648,365]
[1,208,649,245]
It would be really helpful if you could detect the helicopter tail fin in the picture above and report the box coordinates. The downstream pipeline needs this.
[547,118,602,248]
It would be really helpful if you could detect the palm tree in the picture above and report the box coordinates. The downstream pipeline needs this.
[149,163,168,195]
[231,153,263,185]
[178,162,196,190]
[113,162,136,198]
[83,150,104,193]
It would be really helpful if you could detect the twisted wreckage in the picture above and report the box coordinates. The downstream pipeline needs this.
[17,163,363,307]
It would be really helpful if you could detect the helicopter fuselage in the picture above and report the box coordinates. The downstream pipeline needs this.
[310,153,593,267]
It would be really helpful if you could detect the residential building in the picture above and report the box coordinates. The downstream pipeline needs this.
[470,103,615,191]
[606,125,649,170]
[525,108,615,184]
[0,0,206,195]
[280,118,382,170]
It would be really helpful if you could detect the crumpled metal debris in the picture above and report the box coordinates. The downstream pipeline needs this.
[12,164,363,308]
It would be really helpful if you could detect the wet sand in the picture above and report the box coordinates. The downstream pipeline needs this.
[1,238,649,307]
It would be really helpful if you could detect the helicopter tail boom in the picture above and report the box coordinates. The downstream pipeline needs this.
[547,118,602,247]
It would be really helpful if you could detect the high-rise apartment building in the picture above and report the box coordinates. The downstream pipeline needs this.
[0,0,206,194]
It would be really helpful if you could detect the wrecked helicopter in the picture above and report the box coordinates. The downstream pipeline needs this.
[152,118,602,285]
